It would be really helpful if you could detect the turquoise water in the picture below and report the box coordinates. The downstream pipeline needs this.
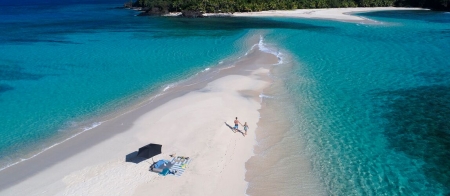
[1,1,450,195]
[261,11,450,195]
[0,2,250,167]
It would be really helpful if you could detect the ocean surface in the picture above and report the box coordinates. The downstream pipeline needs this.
[1,1,449,195]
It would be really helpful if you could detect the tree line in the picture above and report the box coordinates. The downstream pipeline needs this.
[128,0,449,13]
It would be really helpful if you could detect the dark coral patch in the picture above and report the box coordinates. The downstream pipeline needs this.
[376,85,450,192]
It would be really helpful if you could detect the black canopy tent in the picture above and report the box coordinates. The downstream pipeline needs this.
[137,143,162,162]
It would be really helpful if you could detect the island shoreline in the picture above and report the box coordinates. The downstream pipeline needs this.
[0,34,284,195]
[232,7,428,23]
[128,7,429,23]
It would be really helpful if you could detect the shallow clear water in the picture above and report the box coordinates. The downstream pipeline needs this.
[1,2,449,195]
[262,11,450,195]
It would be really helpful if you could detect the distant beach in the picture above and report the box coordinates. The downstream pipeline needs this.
[233,7,428,23]
[162,7,427,24]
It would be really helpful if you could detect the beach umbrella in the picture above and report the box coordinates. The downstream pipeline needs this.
[137,143,162,161]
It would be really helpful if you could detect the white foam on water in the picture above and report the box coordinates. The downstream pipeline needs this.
[241,34,285,66]
[82,122,102,131]
[259,93,274,99]
[259,93,275,103]
[166,57,233,89]
[257,35,284,65]
[245,42,258,56]
[163,83,177,92]
[219,65,235,70]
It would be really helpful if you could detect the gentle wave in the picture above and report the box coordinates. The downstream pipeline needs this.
[259,93,274,99]
[244,35,284,65]
[163,83,176,92]
[258,35,284,65]
[259,93,275,103]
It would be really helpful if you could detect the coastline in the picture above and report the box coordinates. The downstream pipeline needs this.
[246,57,327,195]
[2,5,448,195]
[0,36,280,195]
[232,7,428,23]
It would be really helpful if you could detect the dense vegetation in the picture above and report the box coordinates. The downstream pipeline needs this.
[129,0,449,14]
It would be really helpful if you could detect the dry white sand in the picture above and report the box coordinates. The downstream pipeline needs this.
[233,7,427,23]
[0,48,277,195]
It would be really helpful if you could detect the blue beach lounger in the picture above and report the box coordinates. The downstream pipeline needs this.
[150,160,172,173]
[159,168,170,176]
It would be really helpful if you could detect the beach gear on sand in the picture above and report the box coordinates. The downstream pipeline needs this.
[159,168,178,176]
[159,168,170,176]
[136,143,162,161]
[153,160,169,168]
[150,156,191,177]
[170,156,192,177]
[150,159,172,173]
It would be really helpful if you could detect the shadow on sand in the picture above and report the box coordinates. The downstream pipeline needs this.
[224,122,245,136]
[125,151,153,164]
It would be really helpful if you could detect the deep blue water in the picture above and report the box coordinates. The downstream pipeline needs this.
[1,1,449,194]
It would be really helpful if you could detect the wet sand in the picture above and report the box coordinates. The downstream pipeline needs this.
[245,56,326,195]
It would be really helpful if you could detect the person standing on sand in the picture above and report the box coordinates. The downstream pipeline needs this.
[234,117,242,133]
[243,122,249,136]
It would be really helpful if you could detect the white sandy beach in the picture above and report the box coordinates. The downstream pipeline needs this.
[0,46,278,195]
[233,7,427,23]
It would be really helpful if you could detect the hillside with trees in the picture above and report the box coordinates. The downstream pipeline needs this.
[127,0,449,15]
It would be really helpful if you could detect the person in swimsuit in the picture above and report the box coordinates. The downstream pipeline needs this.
[234,117,242,133]
[243,122,249,136]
